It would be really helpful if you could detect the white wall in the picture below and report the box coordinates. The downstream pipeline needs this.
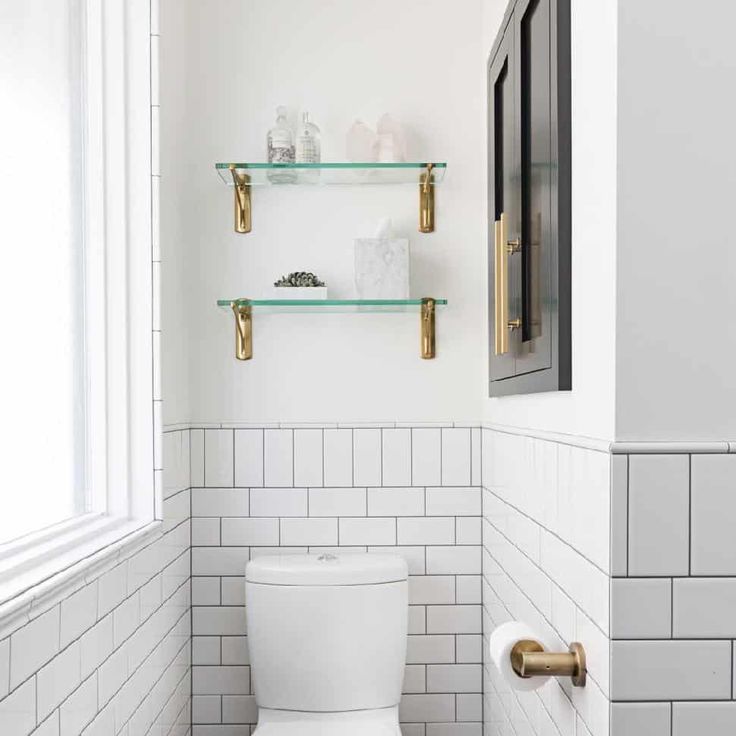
[162,0,487,426]
[480,0,618,443]
[160,0,193,427]
[615,0,736,442]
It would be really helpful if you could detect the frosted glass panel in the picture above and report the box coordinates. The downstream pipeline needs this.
[0,0,86,543]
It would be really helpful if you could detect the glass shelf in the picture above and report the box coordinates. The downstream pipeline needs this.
[215,162,447,187]
[217,297,447,313]
[219,297,445,360]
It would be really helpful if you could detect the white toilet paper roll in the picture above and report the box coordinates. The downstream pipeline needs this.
[489,621,550,692]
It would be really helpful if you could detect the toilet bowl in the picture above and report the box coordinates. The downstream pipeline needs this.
[245,552,409,735]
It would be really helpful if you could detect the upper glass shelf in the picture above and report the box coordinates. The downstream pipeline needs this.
[217,297,448,313]
[215,162,447,186]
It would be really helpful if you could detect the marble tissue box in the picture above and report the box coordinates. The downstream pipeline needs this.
[354,238,410,299]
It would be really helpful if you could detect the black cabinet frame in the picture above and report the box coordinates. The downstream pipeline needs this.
[487,0,571,396]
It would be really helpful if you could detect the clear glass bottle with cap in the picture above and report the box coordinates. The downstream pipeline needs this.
[295,112,321,164]
[296,111,321,182]
[267,106,296,182]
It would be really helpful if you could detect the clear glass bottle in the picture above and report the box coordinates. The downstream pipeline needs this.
[296,112,321,164]
[267,106,295,183]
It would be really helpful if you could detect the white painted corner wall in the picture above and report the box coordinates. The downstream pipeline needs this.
[480,0,618,444]
[615,0,736,442]
[480,0,736,444]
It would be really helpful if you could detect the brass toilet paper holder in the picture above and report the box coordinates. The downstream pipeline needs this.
[510,640,587,687]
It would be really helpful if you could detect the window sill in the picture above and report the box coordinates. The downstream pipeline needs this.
[0,518,162,639]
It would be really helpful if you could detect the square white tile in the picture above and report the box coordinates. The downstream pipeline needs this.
[611,578,671,639]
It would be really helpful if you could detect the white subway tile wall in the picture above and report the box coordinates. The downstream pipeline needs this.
[481,428,611,736]
[610,451,736,734]
[10,416,736,736]
[483,433,736,736]
[0,429,191,736]
[190,425,482,735]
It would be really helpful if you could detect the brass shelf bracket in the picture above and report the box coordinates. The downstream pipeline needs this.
[421,297,437,359]
[231,301,253,360]
[231,165,252,233]
[419,163,435,233]
[510,639,587,688]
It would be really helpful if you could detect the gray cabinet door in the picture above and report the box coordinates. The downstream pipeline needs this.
[488,0,571,396]
[488,15,517,382]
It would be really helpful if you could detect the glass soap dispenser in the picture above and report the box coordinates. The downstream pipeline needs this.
[296,112,321,164]
[267,106,296,182]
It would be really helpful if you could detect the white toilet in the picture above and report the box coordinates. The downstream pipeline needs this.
[245,552,409,735]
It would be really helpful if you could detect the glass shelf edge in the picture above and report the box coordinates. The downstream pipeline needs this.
[215,162,447,186]
[217,298,448,308]
[216,162,447,170]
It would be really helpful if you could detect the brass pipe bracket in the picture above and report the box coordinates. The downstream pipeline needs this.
[231,166,252,233]
[421,297,436,359]
[231,301,253,360]
[419,163,435,233]
[510,639,587,688]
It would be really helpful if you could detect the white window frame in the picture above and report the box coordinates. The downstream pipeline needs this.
[0,0,160,612]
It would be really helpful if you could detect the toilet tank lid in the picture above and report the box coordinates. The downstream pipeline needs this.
[246,553,408,586]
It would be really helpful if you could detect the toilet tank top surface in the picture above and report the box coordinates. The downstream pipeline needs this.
[245,552,408,586]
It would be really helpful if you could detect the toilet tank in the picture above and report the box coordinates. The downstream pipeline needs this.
[245,553,408,712]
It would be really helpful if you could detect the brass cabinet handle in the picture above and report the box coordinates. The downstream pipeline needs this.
[494,213,522,355]
[494,215,508,354]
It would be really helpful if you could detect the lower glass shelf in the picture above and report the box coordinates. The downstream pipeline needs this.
[217,297,447,312]
[218,297,446,360]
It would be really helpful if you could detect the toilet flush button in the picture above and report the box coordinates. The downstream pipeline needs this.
[317,553,338,562]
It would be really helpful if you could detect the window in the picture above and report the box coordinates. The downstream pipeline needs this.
[0,0,157,602]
